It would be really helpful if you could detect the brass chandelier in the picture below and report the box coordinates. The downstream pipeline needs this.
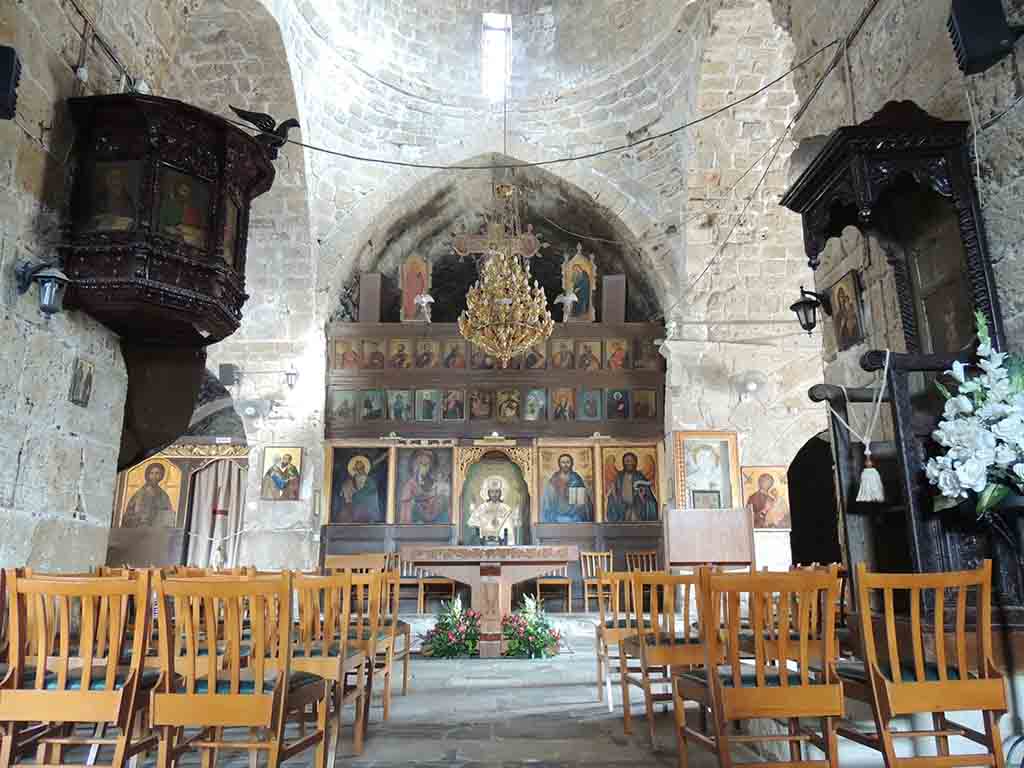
[457,243,553,368]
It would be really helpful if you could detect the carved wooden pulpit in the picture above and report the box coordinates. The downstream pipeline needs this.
[399,544,579,657]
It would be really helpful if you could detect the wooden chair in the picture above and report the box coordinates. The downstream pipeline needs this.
[344,572,390,733]
[595,570,648,711]
[0,569,159,768]
[292,571,369,760]
[621,570,705,749]
[582,551,613,612]
[675,566,844,768]
[536,566,572,613]
[625,550,660,612]
[836,561,1006,768]
[150,571,330,768]
[323,554,388,574]
[376,570,410,715]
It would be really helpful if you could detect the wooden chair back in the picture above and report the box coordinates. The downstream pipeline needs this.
[152,572,291,719]
[349,572,384,653]
[581,552,613,580]
[597,570,637,640]
[854,560,1004,716]
[628,570,703,666]
[704,567,843,720]
[1,569,152,712]
[293,571,353,663]
[324,553,388,573]
[625,550,659,572]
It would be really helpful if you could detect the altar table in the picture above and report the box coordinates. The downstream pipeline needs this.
[399,544,579,658]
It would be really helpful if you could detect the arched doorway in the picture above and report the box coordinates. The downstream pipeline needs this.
[787,432,841,566]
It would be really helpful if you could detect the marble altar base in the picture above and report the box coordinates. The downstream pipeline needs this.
[399,544,579,657]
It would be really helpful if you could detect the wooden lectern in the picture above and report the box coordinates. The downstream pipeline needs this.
[662,507,754,569]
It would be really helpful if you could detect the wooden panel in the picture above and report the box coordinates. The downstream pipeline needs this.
[664,506,753,566]
[602,275,626,324]
[152,693,274,727]
[358,273,382,323]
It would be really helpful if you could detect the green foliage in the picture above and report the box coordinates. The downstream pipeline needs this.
[502,594,562,658]
[421,596,481,658]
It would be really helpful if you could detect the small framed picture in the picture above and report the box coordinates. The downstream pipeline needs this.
[633,389,657,419]
[471,346,496,370]
[551,388,575,420]
[550,339,575,369]
[359,389,385,421]
[68,357,95,408]
[605,339,631,370]
[362,340,386,370]
[388,339,413,369]
[470,389,494,420]
[830,270,865,351]
[496,389,521,421]
[692,490,722,510]
[524,345,547,370]
[524,388,547,421]
[576,340,602,371]
[442,389,466,421]
[607,388,630,419]
[328,390,357,423]
[416,389,441,422]
[414,339,440,369]
[387,389,413,422]
[578,388,603,421]
[333,339,361,370]
[441,339,467,369]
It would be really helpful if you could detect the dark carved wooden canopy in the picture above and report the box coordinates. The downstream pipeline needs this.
[780,100,1004,349]
[62,94,275,346]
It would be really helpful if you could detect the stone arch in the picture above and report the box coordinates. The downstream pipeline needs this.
[320,153,669,323]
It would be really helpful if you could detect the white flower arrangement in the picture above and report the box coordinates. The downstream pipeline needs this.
[925,312,1024,515]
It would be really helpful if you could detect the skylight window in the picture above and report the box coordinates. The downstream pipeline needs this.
[481,12,511,102]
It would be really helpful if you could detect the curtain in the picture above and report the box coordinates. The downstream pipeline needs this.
[186,460,246,567]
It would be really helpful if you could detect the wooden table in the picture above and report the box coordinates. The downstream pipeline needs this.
[399,544,579,658]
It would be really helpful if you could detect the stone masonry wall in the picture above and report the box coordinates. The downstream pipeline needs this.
[0,0,193,571]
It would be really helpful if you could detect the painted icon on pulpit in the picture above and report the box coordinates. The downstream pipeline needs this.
[360,389,385,421]
[389,339,413,369]
[414,340,439,368]
[497,389,521,422]
[601,446,660,522]
[539,448,594,523]
[328,390,357,423]
[442,340,467,369]
[158,167,211,248]
[416,389,441,422]
[830,271,864,352]
[397,448,452,524]
[562,244,597,322]
[78,161,139,233]
[605,339,631,370]
[577,340,602,371]
[550,340,575,369]
[400,254,431,322]
[524,344,547,370]
[330,448,389,523]
[387,390,413,422]
[442,389,466,421]
[362,340,386,370]
[551,388,575,421]
[524,389,547,421]
[579,388,603,421]
[222,197,240,266]
[634,338,662,370]
[470,389,494,420]
[333,340,362,370]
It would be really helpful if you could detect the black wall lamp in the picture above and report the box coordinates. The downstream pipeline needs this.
[790,285,831,335]
[16,261,71,316]
[219,363,299,390]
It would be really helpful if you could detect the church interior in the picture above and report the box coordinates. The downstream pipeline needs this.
[2,0,1024,765]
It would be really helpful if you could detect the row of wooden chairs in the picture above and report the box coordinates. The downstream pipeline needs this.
[0,565,400,768]
[595,562,1006,768]
[537,549,661,613]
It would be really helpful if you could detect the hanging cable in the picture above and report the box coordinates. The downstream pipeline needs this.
[222,39,838,172]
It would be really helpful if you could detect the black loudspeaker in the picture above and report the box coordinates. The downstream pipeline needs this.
[948,0,1022,75]
[218,363,241,386]
[0,46,21,120]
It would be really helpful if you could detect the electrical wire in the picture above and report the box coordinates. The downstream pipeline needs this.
[222,39,838,172]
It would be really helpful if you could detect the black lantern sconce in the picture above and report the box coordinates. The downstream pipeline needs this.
[790,285,831,335]
[220,363,299,390]
[15,261,71,316]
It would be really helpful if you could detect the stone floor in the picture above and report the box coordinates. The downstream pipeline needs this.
[339,639,750,768]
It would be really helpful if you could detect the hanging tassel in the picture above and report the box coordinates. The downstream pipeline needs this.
[856,452,885,503]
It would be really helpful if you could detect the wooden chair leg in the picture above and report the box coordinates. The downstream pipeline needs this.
[382,647,395,721]
[401,626,411,695]
[985,709,1006,768]
[596,631,605,703]
[788,718,802,762]
[157,726,175,768]
[822,715,839,768]
[933,712,951,757]
[643,670,658,749]
[417,583,425,614]
[620,649,632,735]
[351,662,367,756]
[710,701,733,768]
[672,678,689,768]
[314,684,330,768]
[249,728,261,768]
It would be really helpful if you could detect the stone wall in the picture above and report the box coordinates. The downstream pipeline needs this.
[0,0,190,571]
